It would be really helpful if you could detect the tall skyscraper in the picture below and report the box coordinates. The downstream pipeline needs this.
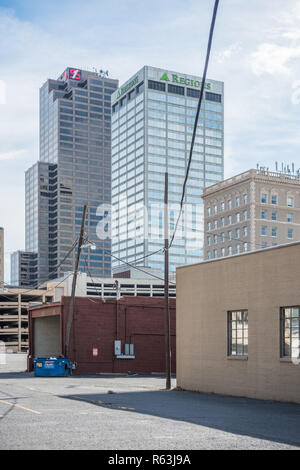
[25,67,118,285]
[111,66,224,277]
[10,251,38,287]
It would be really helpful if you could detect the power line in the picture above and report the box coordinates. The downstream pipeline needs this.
[4,239,79,295]
[0,271,75,304]
[104,250,176,285]
[169,0,220,249]
[82,258,102,302]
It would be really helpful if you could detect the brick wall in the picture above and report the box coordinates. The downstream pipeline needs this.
[29,296,176,375]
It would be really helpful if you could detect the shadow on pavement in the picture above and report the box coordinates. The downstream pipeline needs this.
[60,389,300,448]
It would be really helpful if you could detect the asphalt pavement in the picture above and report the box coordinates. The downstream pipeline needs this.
[0,354,300,450]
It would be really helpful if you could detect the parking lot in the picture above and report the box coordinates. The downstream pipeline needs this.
[0,354,300,450]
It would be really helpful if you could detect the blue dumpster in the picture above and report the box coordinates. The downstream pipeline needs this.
[33,357,70,377]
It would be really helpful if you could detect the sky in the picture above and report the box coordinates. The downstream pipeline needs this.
[0,0,300,282]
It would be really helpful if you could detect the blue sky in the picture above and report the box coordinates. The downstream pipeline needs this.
[1,0,300,281]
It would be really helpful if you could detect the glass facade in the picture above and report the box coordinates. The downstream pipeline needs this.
[26,68,118,284]
[111,66,224,277]
[10,251,38,287]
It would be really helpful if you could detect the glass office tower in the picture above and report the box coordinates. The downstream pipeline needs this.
[25,67,118,285]
[111,66,224,277]
[10,251,38,287]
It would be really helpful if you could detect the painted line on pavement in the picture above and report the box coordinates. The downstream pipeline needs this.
[0,399,41,415]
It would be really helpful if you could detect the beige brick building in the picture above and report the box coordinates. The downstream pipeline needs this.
[176,242,300,404]
[202,169,300,259]
[0,228,4,287]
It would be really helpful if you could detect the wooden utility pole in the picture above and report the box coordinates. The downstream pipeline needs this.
[164,172,171,389]
[65,205,87,357]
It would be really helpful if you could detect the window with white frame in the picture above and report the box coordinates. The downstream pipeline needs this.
[261,209,267,219]
[271,194,278,205]
[261,193,268,204]
[280,307,300,360]
[228,310,248,357]
[261,226,267,236]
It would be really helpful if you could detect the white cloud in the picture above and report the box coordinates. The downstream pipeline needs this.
[249,43,300,76]
[216,43,242,63]
[0,150,26,161]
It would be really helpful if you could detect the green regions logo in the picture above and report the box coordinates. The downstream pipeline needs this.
[160,73,211,90]
[115,76,139,100]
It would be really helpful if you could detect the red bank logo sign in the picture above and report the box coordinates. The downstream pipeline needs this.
[60,68,82,81]
[69,68,81,80]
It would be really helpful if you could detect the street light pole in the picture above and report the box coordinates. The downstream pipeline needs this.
[65,204,87,357]
[164,172,171,390]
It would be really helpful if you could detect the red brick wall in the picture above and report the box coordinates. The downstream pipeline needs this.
[29,297,176,375]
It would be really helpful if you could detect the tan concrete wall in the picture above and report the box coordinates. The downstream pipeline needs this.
[176,243,300,403]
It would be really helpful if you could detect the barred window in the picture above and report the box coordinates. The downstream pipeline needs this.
[168,84,185,96]
[148,80,165,92]
[228,310,248,356]
[281,307,300,360]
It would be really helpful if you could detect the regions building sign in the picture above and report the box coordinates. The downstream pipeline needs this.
[160,72,211,90]
[115,75,139,100]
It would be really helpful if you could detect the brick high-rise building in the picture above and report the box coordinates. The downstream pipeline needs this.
[202,169,300,259]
